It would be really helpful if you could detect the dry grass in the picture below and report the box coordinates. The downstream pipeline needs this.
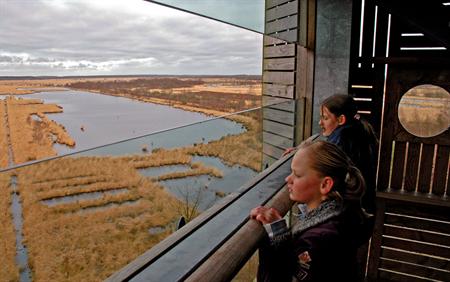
[156,161,223,181]
[0,100,9,168]
[0,172,20,282]
[6,96,75,164]
[0,77,264,281]
[12,156,182,282]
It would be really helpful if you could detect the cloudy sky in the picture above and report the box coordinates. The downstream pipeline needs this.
[0,0,263,76]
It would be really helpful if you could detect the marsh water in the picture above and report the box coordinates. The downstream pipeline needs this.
[18,89,258,210]
[17,90,246,155]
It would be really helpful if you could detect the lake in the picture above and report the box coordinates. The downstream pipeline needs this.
[16,90,246,155]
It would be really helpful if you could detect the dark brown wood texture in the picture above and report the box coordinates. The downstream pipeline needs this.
[368,198,450,281]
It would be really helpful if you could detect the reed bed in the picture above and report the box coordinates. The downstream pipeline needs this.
[13,156,181,282]
[6,96,74,164]
[0,100,9,168]
[0,172,19,282]
[156,161,223,181]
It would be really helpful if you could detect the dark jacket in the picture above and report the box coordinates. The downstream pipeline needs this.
[327,120,378,214]
[257,200,367,282]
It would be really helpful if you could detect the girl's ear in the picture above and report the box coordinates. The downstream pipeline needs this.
[320,176,334,195]
[337,114,346,125]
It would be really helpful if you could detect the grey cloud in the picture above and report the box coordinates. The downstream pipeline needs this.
[0,0,262,76]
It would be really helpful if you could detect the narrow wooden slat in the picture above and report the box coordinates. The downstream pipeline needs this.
[378,269,428,282]
[381,247,450,271]
[432,145,450,196]
[382,236,450,259]
[269,29,298,43]
[262,84,294,98]
[384,225,450,246]
[391,141,407,190]
[263,57,296,71]
[367,199,386,279]
[263,71,295,85]
[263,108,295,126]
[265,15,298,34]
[417,144,435,193]
[263,131,294,150]
[264,43,296,58]
[266,0,292,9]
[263,154,278,168]
[262,96,295,112]
[266,0,298,21]
[263,142,285,159]
[263,35,287,46]
[404,142,421,192]
[385,213,450,234]
[386,200,450,221]
[379,258,450,281]
[263,120,294,139]
[377,140,393,191]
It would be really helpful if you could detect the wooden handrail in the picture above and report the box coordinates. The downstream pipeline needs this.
[186,188,293,282]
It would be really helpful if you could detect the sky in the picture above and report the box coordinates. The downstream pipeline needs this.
[0,0,263,76]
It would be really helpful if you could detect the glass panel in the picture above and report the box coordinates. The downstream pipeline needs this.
[398,84,450,138]
[0,101,290,281]
[145,0,265,33]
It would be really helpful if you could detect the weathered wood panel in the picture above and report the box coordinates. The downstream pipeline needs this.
[263,71,295,85]
[266,0,292,9]
[381,248,450,271]
[263,35,287,46]
[263,108,295,125]
[263,142,285,159]
[269,29,298,43]
[264,44,296,58]
[417,144,435,194]
[404,142,421,192]
[266,0,298,21]
[263,120,294,139]
[262,84,294,98]
[378,269,425,282]
[432,145,449,196]
[263,154,278,168]
[384,225,450,246]
[391,141,406,190]
[263,131,294,149]
[385,213,450,235]
[262,96,295,111]
[264,57,296,71]
[379,258,450,281]
[382,236,450,259]
[265,15,298,34]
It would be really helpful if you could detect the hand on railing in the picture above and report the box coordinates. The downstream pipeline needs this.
[282,147,297,157]
[250,206,282,224]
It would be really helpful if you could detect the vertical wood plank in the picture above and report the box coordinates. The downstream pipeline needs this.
[377,140,393,191]
[432,145,449,196]
[367,198,386,280]
[418,144,435,194]
[390,141,406,190]
[404,142,421,192]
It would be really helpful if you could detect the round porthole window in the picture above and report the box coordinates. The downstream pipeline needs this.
[398,84,450,138]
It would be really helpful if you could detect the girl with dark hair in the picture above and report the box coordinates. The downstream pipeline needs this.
[320,94,378,213]
[251,140,370,281]
[285,94,378,213]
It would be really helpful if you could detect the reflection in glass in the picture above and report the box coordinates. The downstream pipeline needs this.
[398,84,450,138]
[145,0,265,33]
[0,101,296,281]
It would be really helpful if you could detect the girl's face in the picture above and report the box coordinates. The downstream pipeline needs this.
[285,148,325,210]
[319,106,341,137]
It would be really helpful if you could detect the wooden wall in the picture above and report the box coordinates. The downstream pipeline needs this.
[262,0,305,168]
